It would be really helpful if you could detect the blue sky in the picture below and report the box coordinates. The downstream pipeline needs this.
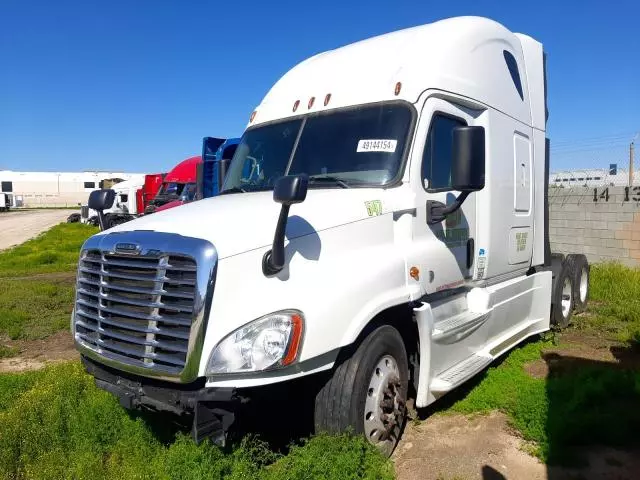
[1,0,638,173]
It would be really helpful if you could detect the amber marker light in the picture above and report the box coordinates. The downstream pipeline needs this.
[308,96,315,109]
[293,100,300,112]
[249,110,257,123]
[394,82,402,96]
[282,313,304,366]
[324,93,332,106]
[410,266,420,280]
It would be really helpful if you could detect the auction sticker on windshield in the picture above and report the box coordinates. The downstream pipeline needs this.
[357,139,397,153]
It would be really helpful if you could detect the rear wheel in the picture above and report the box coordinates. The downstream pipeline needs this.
[314,325,408,457]
[551,262,574,328]
[566,254,589,312]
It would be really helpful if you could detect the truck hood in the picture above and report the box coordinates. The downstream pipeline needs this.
[105,188,401,259]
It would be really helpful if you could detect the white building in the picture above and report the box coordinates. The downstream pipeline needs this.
[0,170,145,208]
[550,168,640,187]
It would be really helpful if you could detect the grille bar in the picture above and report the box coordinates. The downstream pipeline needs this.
[76,333,185,369]
[74,247,199,375]
[75,320,188,353]
[77,287,194,313]
[76,314,190,339]
[77,277,194,299]
[83,255,198,272]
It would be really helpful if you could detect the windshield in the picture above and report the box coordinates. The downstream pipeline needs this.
[158,182,186,197]
[222,103,413,192]
[179,184,197,202]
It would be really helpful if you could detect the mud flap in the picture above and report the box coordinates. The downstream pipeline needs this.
[192,402,236,446]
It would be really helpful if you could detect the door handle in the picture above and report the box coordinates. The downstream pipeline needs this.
[467,238,475,269]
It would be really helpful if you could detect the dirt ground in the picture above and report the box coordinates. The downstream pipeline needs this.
[394,412,640,480]
[0,330,78,373]
[393,330,640,480]
[0,209,77,250]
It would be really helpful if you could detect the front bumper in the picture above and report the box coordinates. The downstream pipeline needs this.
[81,355,245,445]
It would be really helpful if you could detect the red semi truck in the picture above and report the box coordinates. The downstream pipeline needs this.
[144,156,200,214]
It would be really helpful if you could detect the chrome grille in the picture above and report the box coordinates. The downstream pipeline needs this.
[73,231,217,382]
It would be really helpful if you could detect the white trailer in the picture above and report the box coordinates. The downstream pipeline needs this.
[0,193,11,212]
[73,16,589,456]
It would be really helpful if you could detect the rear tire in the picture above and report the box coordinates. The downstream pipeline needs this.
[551,261,574,328]
[566,254,589,313]
[314,325,408,457]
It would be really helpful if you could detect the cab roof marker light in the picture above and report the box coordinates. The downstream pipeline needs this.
[324,93,331,106]
[394,82,402,96]
[293,100,300,112]
[249,110,257,123]
[308,96,315,109]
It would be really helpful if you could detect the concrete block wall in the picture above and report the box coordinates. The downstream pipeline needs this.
[549,186,640,266]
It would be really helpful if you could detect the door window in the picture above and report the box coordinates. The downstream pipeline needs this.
[421,114,466,191]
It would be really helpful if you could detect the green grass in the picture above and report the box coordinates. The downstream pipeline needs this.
[0,223,97,278]
[582,262,640,344]
[443,262,640,464]
[0,279,75,340]
[0,345,19,359]
[0,363,393,480]
[0,223,95,344]
[447,341,640,463]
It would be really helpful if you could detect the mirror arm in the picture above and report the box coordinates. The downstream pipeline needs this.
[97,211,107,231]
[427,190,470,225]
[262,204,291,276]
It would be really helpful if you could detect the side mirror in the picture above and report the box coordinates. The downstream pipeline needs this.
[88,189,115,211]
[451,126,485,192]
[427,126,485,225]
[263,174,309,276]
[88,189,116,231]
[273,173,308,205]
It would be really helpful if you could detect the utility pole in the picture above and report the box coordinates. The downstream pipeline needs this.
[631,141,636,186]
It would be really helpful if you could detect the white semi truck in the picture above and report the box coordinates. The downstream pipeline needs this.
[73,16,589,456]
[80,176,146,227]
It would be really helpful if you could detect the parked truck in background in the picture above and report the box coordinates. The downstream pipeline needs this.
[74,16,590,457]
[148,138,240,214]
[144,156,200,214]
[79,174,153,227]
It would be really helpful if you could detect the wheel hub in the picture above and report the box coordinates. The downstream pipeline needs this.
[561,276,572,318]
[364,355,405,454]
[579,267,588,302]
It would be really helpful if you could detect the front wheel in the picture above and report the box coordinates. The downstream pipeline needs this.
[314,325,408,457]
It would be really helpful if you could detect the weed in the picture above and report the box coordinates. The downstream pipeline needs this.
[584,262,640,346]
[0,223,96,278]
[445,263,640,464]
[0,363,392,480]
[0,345,19,359]
[0,279,75,340]
[449,339,640,463]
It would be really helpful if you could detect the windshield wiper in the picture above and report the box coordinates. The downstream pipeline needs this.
[308,176,350,189]
[219,186,247,195]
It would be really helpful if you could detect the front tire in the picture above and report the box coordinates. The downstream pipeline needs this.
[314,325,408,457]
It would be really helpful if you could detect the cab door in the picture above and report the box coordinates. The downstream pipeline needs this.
[408,96,482,296]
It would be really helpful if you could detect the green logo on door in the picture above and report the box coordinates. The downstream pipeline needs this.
[365,200,383,216]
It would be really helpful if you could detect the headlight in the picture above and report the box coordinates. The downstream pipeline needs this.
[206,310,304,374]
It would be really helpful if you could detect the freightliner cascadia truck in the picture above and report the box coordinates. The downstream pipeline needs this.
[74,16,589,456]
